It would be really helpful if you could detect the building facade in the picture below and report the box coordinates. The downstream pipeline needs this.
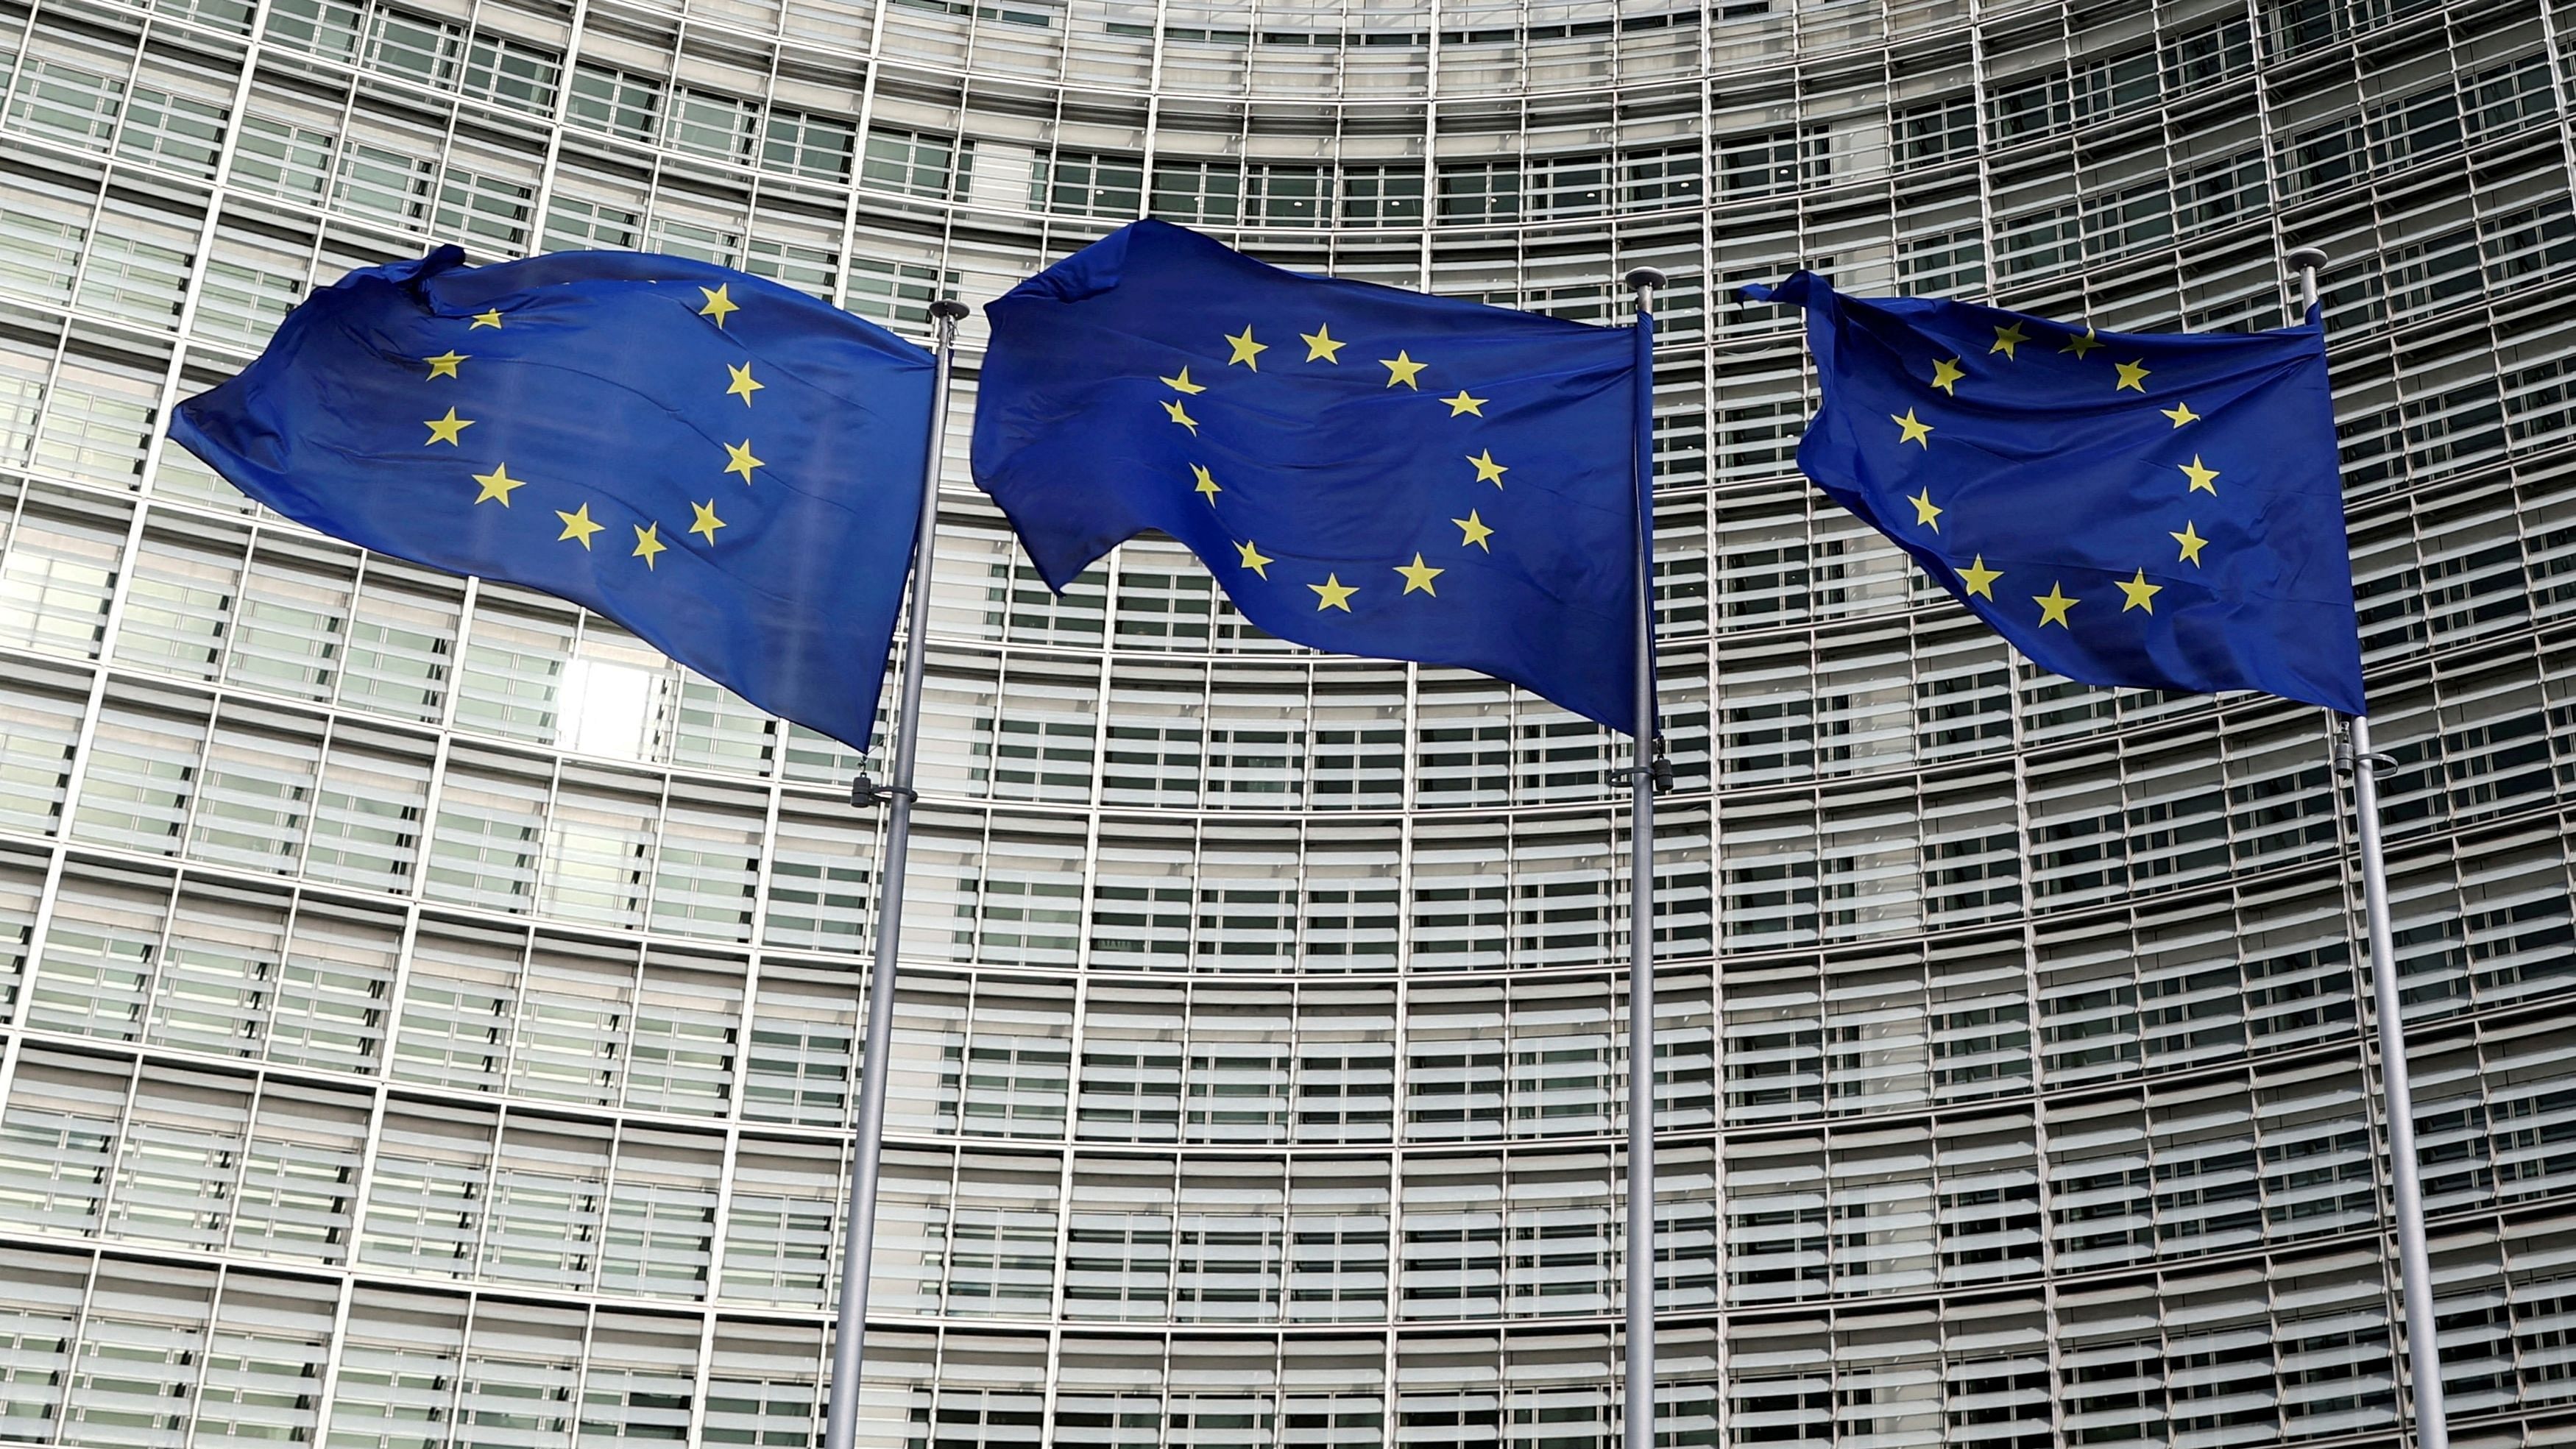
[0,0,2571,1442]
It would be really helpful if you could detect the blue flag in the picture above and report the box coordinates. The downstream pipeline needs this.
[1747,272,2366,716]
[972,220,1651,733]
[171,247,935,751]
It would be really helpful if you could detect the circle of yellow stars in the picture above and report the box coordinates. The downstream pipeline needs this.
[1897,314,2221,633]
[415,281,759,573]
[1163,322,1512,612]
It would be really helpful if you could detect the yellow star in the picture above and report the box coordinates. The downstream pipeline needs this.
[1235,539,1272,578]
[1990,322,2028,358]
[1956,555,2000,599]
[1443,390,1487,417]
[422,408,473,445]
[2114,358,2151,392]
[1163,400,1199,434]
[1892,409,1933,447]
[631,522,668,569]
[1160,366,1206,394]
[555,503,604,549]
[690,500,725,544]
[470,462,525,506]
[1301,325,1345,364]
[2171,521,2208,566]
[2117,568,2163,614]
[724,439,763,483]
[1907,488,1941,531]
[1454,510,1493,550]
[1309,573,1356,612]
[727,361,762,405]
[1929,358,1964,395]
[1225,326,1267,369]
[469,308,503,330]
[2061,327,2104,358]
[2179,455,2219,494]
[1467,450,1507,486]
[2033,582,2078,628]
[424,351,466,379]
[1192,463,1221,502]
[1380,350,1426,390]
[1395,553,1444,596]
[698,284,738,327]
[2162,401,2200,428]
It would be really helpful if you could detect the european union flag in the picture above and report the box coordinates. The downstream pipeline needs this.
[1746,272,2366,716]
[171,246,935,750]
[972,220,1651,732]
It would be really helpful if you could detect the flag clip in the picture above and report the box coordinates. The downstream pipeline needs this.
[1632,735,1674,794]
[849,776,919,809]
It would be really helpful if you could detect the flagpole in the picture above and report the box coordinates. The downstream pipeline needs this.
[823,295,970,1449]
[2291,245,2451,1449]
[1621,264,1665,1449]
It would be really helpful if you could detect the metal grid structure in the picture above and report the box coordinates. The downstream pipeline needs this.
[0,0,2571,1441]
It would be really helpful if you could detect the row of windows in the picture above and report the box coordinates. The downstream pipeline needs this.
[0,800,2566,1144]
[0,676,2533,983]
[1,586,2571,960]
[0,1247,832,1448]
[1119,0,2448,91]
[3,0,2555,256]
[1,1201,2573,1447]
[89,0,2504,117]
[15,57,2575,397]
[664,0,2504,111]
[0,44,967,322]
[1941,104,2555,295]
[0,631,2562,988]
[0,1007,2569,1323]
[1867,135,2576,349]
[0,32,1953,238]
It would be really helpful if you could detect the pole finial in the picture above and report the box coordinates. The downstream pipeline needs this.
[1623,266,1669,294]
[2284,247,2329,314]
[927,299,970,322]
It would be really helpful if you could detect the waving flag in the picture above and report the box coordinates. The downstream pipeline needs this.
[1748,270,2365,715]
[171,246,935,748]
[972,220,1652,733]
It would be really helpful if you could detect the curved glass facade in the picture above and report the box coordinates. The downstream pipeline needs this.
[0,0,2571,1442]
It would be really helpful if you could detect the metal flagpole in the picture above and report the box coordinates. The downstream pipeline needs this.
[1621,264,1666,1449]
[824,295,972,1449]
[2290,244,2451,1449]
